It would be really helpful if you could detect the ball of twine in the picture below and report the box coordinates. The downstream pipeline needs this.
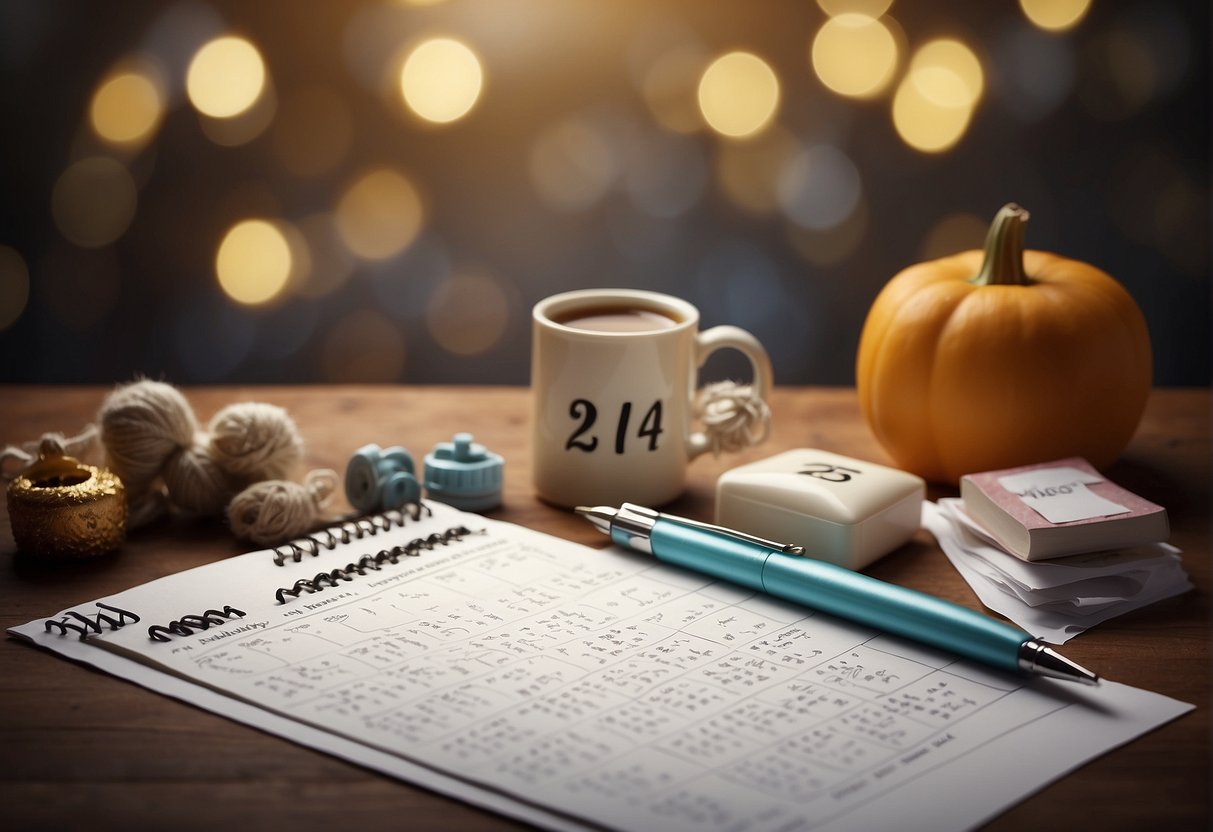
[695,380,772,455]
[98,380,197,496]
[228,469,338,546]
[97,380,308,523]
[208,402,303,482]
[161,435,238,515]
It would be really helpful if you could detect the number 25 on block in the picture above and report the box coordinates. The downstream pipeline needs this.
[566,399,664,454]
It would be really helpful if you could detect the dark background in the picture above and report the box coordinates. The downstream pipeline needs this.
[0,0,1207,387]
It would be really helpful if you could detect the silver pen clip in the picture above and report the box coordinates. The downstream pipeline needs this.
[661,512,804,555]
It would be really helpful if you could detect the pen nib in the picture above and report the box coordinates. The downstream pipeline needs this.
[575,505,615,536]
[1019,640,1100,686]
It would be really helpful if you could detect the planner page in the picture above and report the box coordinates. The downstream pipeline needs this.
[14,502,1192,832]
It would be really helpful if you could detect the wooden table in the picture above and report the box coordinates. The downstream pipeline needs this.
[1,386,1208,831]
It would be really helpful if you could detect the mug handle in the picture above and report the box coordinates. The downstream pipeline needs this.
[687,325,774,460]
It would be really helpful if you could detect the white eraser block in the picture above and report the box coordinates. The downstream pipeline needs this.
[715,449,925,570]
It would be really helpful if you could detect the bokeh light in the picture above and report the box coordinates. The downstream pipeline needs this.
[1019,0,1092,33]
[910,39,984,107]
[426,272,510,356]
[892,80,971,152]
[139,3,225,98]
[1151,175,1209,277]
[1099,29,1160,117]
[1109,148,1210,278]
[368,232,452,320]
[920,211,988,261]
[715,126,799,216]
[51,157,138,248]
[335,168,425,260]
[295,213,356,298]
[530,117,618,212]
[278,220,312,294]
[1,0,1206,392]
[696,239,819,367]
[698,51,780,139]
[0,246,30,332]
[786,196,869,267]
[776,144,862,231]
[89,65,165,147]
[186,35,267,118]
[891,39,983,153]
[696,240,786,337]
[817,0,894,16]
[1077,18,1186,122]
[215,219,294,306]
[811,14,899,99]
[1126,6,1192,97]
[321,308,407,382]
[342,5,403,94]
[400,37,484,124]
[198,82,277,146]
[640,47,709,134]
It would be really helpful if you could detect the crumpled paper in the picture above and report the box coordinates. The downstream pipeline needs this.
[923,499,1192,644]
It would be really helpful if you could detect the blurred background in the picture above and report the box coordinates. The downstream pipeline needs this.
[0,0,1207,387]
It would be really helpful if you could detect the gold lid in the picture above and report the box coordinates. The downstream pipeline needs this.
[7,453,126,558]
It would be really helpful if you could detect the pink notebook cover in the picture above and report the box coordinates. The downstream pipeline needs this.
[962,457,1164,529]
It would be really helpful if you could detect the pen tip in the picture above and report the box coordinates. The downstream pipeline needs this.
[575,505,616,516]
[574,506,615,535]
[1020,641,1100,686]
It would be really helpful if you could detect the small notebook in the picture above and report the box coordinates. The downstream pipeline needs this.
[10,501,1191,832]
[960,457,1169,561]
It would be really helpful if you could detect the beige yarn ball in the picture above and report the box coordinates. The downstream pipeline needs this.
[228,469,336,546]
[162,435,238,515]
[208,402,303,483]
[96,380,315,527]
[98,380,197,494]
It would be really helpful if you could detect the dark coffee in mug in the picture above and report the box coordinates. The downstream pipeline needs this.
[553,305,682,333]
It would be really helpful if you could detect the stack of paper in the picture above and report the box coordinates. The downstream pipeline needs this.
[923,499,1192,644]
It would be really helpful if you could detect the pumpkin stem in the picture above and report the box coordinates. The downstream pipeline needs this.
[971,203,1031,286]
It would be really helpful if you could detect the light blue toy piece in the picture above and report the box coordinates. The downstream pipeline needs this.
[345,444,421,513]
[424,433,504,511]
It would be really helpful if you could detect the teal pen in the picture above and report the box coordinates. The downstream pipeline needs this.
[576,503,1098,685]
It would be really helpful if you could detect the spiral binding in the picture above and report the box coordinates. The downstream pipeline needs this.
[148,606,247,642]
[275,525,476,604]
[271,502,432,566]
[44,602,140,641]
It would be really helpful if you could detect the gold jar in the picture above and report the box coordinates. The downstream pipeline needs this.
[7,453,126,557]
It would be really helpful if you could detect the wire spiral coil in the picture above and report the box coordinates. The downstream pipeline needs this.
[271,502,432,566]
[274,526,477,604]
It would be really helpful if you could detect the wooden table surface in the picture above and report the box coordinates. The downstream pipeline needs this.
[1,386,1208,831]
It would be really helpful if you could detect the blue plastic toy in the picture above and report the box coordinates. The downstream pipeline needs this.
[345,444,421,513]
[424,433,503,511]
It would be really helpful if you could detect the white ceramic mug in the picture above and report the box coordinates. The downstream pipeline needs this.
[531,288,773,507]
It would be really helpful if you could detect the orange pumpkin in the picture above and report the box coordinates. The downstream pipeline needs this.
[856,204,1152,484]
